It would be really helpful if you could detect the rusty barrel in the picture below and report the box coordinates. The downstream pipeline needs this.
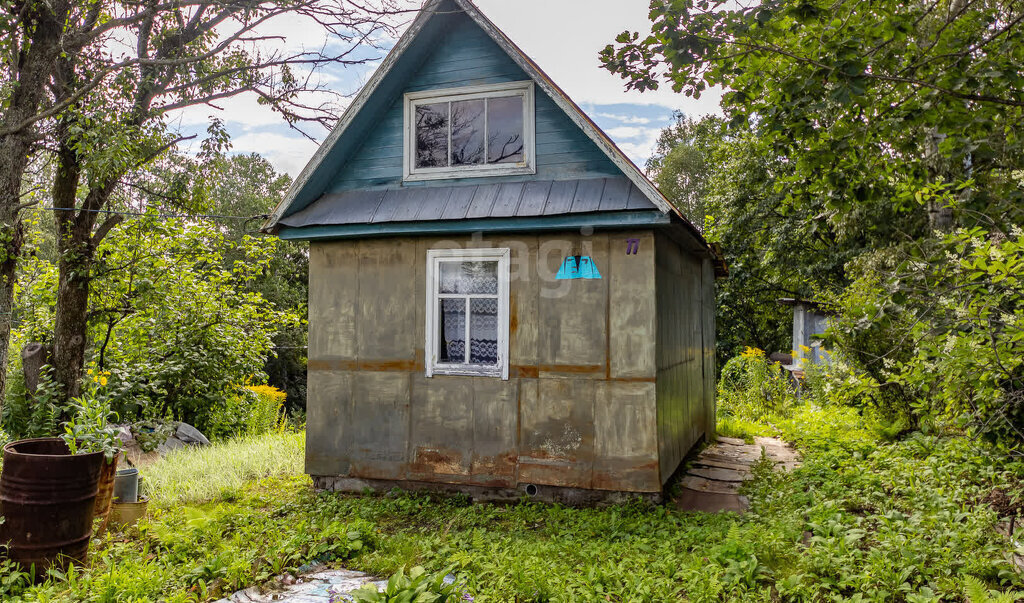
[0,438,104,572]
[93,453,120,520]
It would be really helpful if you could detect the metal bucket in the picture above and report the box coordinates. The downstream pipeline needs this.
[112,467,139,503]
[109,497,149,529]
[0,438,104,572]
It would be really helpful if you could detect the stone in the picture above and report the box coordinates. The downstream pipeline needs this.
[157,436,188,455]
[675,489,749,513]
[176,422,211,446]
[680,475,742,495]
[687,467,750,482]
[716,436,747,446]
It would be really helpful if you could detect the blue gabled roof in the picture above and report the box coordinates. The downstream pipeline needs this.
[264,0,710,252]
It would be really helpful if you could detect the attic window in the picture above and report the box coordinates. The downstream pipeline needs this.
[404,82,535,181]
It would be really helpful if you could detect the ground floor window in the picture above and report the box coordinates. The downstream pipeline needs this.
[425,248,510,379]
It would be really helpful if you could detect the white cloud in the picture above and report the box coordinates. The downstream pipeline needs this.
[229,132,320,177]
[604,126,655,140]
[473,0,724,116]
[595,113,654,125]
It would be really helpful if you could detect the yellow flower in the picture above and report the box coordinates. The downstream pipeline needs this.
[740,346,765,358]
[100,376,108,386]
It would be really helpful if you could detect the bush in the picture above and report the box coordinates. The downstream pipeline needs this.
[826,227,1024,453]
[718,347,797,424]
[205,385,287,440]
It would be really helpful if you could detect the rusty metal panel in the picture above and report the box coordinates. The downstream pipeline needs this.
[305,370,353,476]
[309,243,359,360]
[470,378,520,486]
[538,234,608,366]
[348,372,410,480]
[496,236,539,367]
[518,378,595,489]
[608,231,656,379]
[356,239,418,360]
[408,374,474,481]
[593,381,660,491]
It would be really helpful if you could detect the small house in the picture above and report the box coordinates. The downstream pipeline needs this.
[778,299,832,371]
[264,0,725,502]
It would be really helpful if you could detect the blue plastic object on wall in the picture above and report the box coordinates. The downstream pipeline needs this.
[556,255,602,280]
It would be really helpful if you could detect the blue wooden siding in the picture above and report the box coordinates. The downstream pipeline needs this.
[324,10,621,194]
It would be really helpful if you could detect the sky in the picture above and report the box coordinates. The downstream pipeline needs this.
[169,0,724,178]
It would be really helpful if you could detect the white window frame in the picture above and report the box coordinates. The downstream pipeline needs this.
[403,81,536,182]
[425,248,510,380]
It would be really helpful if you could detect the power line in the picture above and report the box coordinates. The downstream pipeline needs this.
[34,206,269,223]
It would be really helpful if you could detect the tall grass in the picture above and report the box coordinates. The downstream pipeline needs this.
[142,431,305,507]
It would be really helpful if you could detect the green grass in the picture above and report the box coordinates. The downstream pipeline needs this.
[142,431,305,507]
[3,412,1023,602]
[715,415,775,442]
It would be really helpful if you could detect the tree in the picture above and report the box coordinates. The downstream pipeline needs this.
[600,0,1024,230]
[10,0,402,401]
[204,153,308,411]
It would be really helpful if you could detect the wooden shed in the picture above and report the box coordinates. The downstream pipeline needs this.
[264,0,725,503]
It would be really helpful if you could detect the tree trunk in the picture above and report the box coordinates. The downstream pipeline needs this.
[50,138,122,401]
[51,143,93,401]
[0,0,74,410]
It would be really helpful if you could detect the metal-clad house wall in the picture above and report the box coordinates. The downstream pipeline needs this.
[324,11,621,194]
[701,258,717,441]
[306,231,662,493]
[654,233,710,484]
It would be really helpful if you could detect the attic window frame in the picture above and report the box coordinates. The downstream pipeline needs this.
[403,81,536,182]
[425,247,511,380]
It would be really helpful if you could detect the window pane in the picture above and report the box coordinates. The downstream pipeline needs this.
[451,99,485,166]
[438,298,466,363]
[487,96,524,164]
[469,298,499,365]
[415,102,449,168]
[439,260,498,294]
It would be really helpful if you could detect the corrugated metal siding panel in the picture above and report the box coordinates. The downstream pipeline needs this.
[278,178,657,227]
[654,232,711,484]
[315,11,622,197]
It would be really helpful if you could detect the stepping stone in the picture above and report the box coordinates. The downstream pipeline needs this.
[698,452,762,466]
[691,458,751,472]
[687,467,750,482]
[680,475,742,495]
[675,489,750,513]
[716,436,747,446]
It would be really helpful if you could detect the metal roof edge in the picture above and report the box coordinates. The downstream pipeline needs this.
[278,210,671,241]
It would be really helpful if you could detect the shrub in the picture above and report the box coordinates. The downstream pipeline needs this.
[205,385,287,440]
[718,347,797,424]
[826,226,1024,453]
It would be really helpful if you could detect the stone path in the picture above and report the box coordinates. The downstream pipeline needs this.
[214,567,386,603]
[675,436,801,513]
